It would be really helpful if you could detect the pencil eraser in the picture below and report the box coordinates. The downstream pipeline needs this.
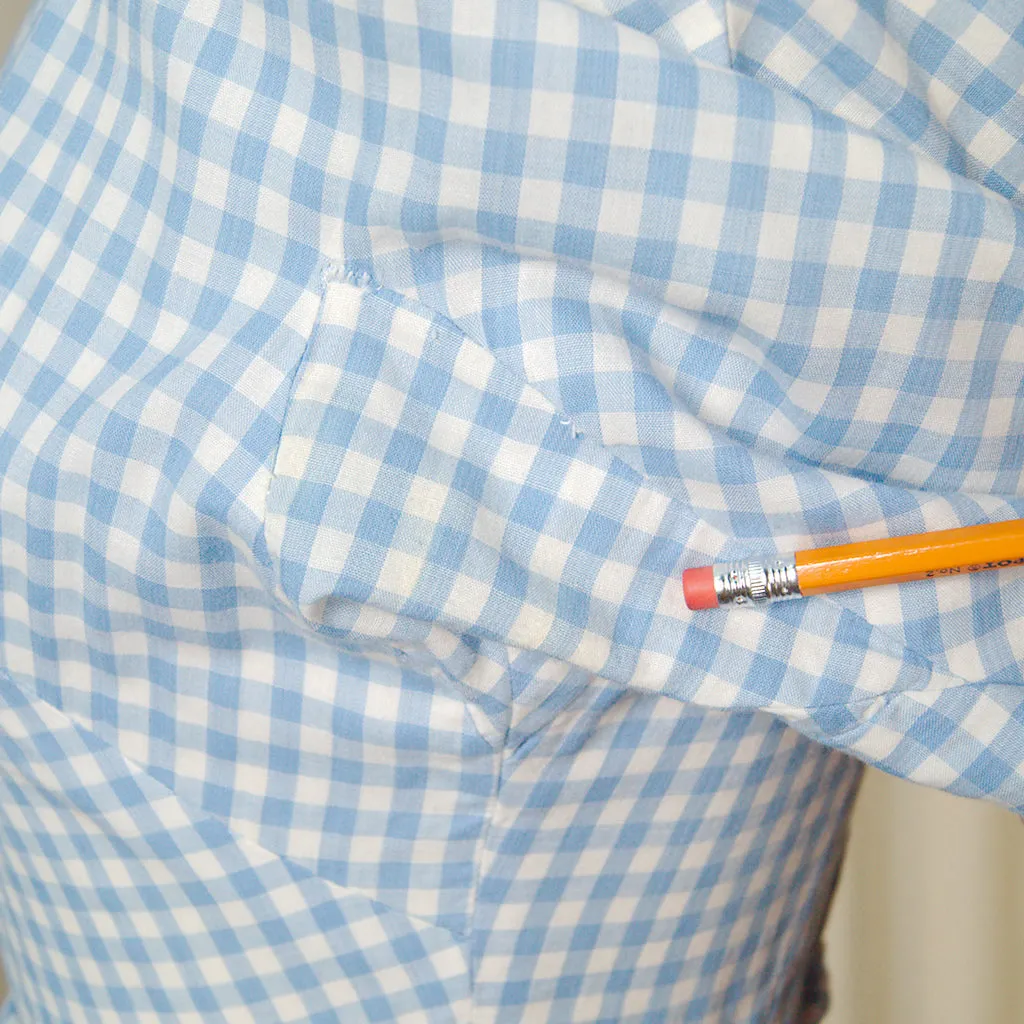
[683,566,719,610]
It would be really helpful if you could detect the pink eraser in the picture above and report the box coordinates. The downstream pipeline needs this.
[682,566,719,610]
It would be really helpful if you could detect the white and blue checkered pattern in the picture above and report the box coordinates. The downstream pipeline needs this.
[0,0,1020,1020]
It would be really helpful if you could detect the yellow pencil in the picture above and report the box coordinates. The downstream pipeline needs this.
[682,518,1024,609]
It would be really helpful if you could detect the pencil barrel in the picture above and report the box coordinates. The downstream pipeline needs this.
[799,555,1024,594]
[794,518,1024,593]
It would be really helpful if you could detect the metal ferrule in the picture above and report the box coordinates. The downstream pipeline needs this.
[712,557,801,607]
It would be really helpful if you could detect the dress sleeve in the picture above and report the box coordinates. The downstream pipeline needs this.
[272,1,1024,809]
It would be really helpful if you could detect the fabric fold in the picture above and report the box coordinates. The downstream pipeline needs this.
[264,276,1024,809]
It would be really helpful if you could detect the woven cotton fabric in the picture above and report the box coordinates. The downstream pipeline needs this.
[0,0,1021,1020]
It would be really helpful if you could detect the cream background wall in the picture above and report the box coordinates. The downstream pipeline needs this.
[0,0,37,1006]
[0,2,1022,1019]
[823,770,1024,1024]
[1,0,34,65]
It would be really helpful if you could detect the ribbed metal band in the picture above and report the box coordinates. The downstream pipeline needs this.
[712,557,801,606]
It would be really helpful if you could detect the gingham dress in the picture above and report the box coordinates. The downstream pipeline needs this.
[0,0,1022,1020]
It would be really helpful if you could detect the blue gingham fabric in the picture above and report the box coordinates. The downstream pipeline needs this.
[0,0,1021,1020]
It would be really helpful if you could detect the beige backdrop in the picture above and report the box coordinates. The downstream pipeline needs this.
[1,0,34,69]
[1,0,37,1005]
[825,770,1024,1024]
[1,2,1023,1019]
